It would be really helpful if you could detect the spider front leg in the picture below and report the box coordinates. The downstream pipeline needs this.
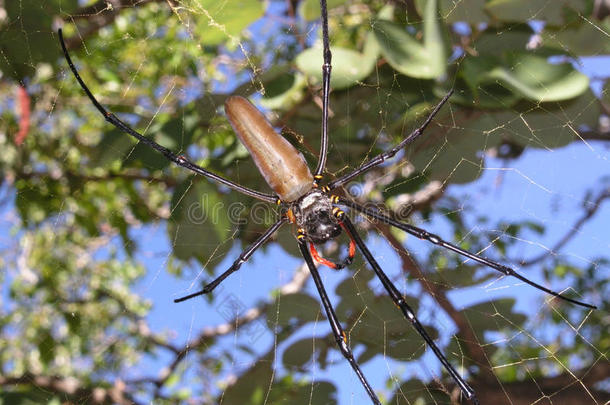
[328,90,453,190]
[297,233,381,405]
[337,212,480,404]
[58,29,276,203]
[338,197,597,310]
[174,217,286,302]
[314,0,333,180]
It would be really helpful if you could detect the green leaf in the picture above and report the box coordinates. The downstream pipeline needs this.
[221,355,273,405]
[167,178,235,264]
[408,109,500,184]
[299,0,348,21]
[463,299,527,340]
[296,32,379,89]
[542,19,610,56]
[487,89,600,149]
[282,338,319,369]
[267,377,337,405]
[270,292,323,326]
[489,54,589,102]
[37,329,55,365]
[93,128,138,168]
[372,0,447,79]
[425,264,495,289]
[0,391,61,405]
[389,378,442,404]
[259,72,307,110]
[448,80,522,108]
[486,0,589,26]
[472,25,534,57]
[181,0,264,45]
[439,0,489,24]
[462,53,589,102]
[0,0,79,81]
[124,116,197,170]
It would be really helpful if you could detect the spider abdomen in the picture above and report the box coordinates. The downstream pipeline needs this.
[225,96,313,202]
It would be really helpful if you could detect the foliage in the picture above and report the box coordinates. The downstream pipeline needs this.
[0,0,608,404]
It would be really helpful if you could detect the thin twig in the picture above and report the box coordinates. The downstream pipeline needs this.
[519,188,610,266]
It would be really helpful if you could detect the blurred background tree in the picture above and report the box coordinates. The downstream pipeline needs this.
[0,0,608,404]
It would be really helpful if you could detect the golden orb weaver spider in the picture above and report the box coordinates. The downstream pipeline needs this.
[58,1,597,403]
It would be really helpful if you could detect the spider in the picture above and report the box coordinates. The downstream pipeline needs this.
[58,1,596,403]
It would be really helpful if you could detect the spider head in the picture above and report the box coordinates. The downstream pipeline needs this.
[303,209,341,244]
[293,190,341,244]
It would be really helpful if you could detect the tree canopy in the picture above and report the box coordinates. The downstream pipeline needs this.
[0,0,608,404]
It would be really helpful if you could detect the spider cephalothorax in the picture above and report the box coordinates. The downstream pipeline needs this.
[291,189,341,244]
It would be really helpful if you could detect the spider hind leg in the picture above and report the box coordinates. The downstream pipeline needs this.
[339,212,480,404]
[307,228,356,270]
[338,197,597,310]
[298,239,381,405]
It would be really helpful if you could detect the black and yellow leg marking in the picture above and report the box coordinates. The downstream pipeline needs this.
[297,238,380,405]
[287,209,297,224]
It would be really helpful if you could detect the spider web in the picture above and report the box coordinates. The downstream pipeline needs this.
[1,1,608,405]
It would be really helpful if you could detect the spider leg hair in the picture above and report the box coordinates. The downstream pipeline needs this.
[338,197,597,310]
[314,0,332,179]
[297,238,381,405]
[338,213,480,404]
[328,90,454,190]
[174,217,286,302]
[58,29,276,203]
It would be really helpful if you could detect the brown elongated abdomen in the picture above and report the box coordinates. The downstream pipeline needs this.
[224,96,313,202]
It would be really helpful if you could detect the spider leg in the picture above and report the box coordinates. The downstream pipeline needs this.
[327,90,453,190]
[314,0,332,181]
[309,223,356,269]
[338,213,480,405]
[297,236,381,405]
[174,217,286,302]
[338,197,597,310]
[58,29,276,203]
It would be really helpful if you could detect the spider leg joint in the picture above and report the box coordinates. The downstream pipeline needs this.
[332,207,345,219]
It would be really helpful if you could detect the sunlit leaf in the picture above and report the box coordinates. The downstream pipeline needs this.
[177,0,265,46]
[372,0,447,79]
[296,32,379,89]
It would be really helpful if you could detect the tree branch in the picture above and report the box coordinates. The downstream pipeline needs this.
[466,361,610,405]
[519,187,610,266]
[0,373,141,405]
